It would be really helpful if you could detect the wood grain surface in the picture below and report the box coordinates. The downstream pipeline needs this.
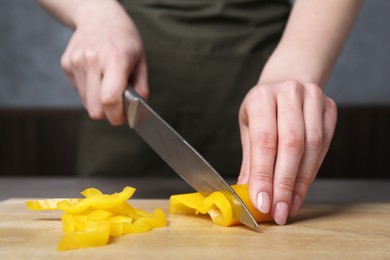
[0,199,389,259]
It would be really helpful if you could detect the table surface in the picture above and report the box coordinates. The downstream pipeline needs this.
[1,178,390,259]
[1,177,390,202]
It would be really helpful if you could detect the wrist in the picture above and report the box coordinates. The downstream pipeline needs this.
[70,0,131,31]
[258,57,326,89]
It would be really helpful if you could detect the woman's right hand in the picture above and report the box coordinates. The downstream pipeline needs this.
[59,0,148,125]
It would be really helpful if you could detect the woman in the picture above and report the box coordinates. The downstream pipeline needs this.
[37,0,361,225]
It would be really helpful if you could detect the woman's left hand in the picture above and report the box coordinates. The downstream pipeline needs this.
[238,80,337,225]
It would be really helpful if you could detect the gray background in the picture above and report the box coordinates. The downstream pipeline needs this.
[1,0,389,108]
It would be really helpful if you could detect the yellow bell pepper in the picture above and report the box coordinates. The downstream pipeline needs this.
[26,186,167,251]
[80,187,103,197]
[56,186,136,214]
[169,184,272,226]
[58,222,111,251]
[26,198,81,210]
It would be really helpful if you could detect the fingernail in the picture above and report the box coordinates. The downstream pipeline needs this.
[290,195,302,217]
[256,192,270,213]
[274,202,289,225]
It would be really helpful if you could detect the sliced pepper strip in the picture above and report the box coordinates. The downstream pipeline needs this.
[126,208,167,232]
[26,186,167,251]
[57,222,110,251]
[203,192,237,226]
[57,186,136,214]
[107,215,133,237]
[169,184,272,226]
[80,187,103,198]
[61,214,76,233]
[87,209,117,221]
[110,202,138,217]
[26,198,81,211]
[107,208,167,236]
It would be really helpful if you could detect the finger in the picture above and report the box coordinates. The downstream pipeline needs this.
[237,109,250,184]
[247,87,277,215]
[130,54,149,100]
[64,35,88,105]
[61,52,77,89]
[317,97,337,170]
[69,49,88,108]
[290,84,325,217]
[84,49,105,120]
[61,36,78,90]
[272,82,305,225]
[101,56,133,125]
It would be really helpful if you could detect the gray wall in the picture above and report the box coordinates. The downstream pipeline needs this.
[0,0,78,108]
[1,0,389,108]
[326,0,390,106]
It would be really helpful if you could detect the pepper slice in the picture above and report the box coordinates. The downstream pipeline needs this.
[58,222,111,251]
[57,186,136,214]
[26,186,167,251]
[26,198,81,210]
[169,184,272,226]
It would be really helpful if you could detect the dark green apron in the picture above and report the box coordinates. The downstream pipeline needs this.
[77,0,291,178]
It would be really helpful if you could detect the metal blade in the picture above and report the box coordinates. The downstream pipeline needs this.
[124,86,259,229]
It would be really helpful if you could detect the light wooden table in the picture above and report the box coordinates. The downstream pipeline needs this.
[0,178,389,259]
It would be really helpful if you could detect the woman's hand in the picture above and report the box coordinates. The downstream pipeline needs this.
[41,0,148,125]
[238,80,337,225]
[237,0,360,225]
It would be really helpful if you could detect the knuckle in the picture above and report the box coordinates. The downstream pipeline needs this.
[280,132,305,151]
[243,85,266,104]
[101,94,118,106]
[295,175,313,187]
[106,48,120,61]
[306,131,323,150]
[60,55,71,71]
[283,80,303,92]
[252,132,277,151]
[109,45,138,62]
[276,176,295,194]
[306,83,323,97]
[252,171,273,184]
[70,52,82,66]
[83,49,98,65]
[250,85,268,99]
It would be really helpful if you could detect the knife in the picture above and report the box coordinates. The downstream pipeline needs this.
[123,86,259,229]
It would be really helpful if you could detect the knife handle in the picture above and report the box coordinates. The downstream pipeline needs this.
[123,85,142,128]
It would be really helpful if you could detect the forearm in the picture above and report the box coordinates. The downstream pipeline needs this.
[259,0,362,87]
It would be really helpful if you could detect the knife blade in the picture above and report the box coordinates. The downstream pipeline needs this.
[123,86,259,229]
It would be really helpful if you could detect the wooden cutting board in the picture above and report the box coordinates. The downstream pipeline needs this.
[0,198,389,259]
